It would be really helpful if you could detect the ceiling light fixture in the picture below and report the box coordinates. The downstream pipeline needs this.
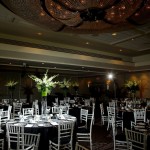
[37,32,42,35]
[1,0,150,34]
[112,33,117,36]
[107,73,114,80]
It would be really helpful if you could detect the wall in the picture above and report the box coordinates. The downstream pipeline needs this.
[124,71,150,98]
[1,70,150,101]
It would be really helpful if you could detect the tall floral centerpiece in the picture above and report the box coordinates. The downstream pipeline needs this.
[59,78,71,98]
[29,70,59,114]
[5,80,18,100]
[125,80,140,99]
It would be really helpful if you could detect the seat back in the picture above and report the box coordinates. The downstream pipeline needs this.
[107,106,116,119]
[125,128,147,150]
[100,103,105,116]
[0,139,4,150]
[13,102,22,118]
[80,109,88,128]
[77,114,94,150]
[52,106,60,114]
[84,99,91,106]
[112,117,128,150]
[6,123,24,150]
[88,103,95,124]
[24,133,40,150]
[1,105,12,124]
[59,100,64,105]
[6,123,36,150]
[58,122,74,148]
[59,106,69,114]
[23,108,34,116]
[133,109,146,124]
[32,100,39,115]
[109,101,116,107]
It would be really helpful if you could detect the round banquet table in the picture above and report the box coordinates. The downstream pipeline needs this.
[4,115,77,150]
[120,110,150,129]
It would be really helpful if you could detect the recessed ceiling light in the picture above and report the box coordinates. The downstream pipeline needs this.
[112,33,117,36]
[132,38,134,41]
[37,32,42,35]
[42,62,44,65]
[40,12,45,16]
[86,42,89,45]
[120,49,122,51]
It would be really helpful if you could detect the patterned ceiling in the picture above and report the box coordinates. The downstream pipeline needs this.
[0,2,150,76]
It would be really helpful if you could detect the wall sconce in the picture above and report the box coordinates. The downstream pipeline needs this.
[87,81,91,88]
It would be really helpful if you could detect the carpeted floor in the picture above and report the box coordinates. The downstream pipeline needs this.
[79,118,113,150]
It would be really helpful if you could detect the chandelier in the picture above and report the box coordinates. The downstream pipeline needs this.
[1,0,150,33]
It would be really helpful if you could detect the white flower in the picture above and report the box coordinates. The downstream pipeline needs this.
[29,70,59,94]
[125,80,140,92]
[72,81,79,87]
[5,80,18,87]
[59,78,71,88]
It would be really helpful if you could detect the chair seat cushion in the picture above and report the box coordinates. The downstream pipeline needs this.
[115,133,126,141]
[51,137,71,145]
[78,122,86,128]
[77,127,90,133]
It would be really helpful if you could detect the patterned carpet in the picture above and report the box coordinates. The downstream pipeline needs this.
[79,119,113,150]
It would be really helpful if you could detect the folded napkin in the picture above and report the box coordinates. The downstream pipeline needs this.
[25,124,33,127]
[67,118,74,121]
[59,115,65,120]
[38,124,44,126]
[50,121,58,125]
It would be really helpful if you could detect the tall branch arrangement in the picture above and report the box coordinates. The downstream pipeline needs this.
[29,70,59,95]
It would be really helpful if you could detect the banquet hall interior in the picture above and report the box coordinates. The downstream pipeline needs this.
[0,0,150,150]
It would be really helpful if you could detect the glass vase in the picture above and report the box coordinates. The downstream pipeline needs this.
[41,91,47,115]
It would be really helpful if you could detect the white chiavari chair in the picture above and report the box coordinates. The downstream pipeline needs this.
[88,103,95,124]
[22,108,34,116]
[59,106,69,115]
[51,106,60,114]
[107,106,123,131]
[32,100,39,115]
[49,121,74,150]
[6,123,35,150]
[79,109,88,129]
[1,105,12,125]
[112,117,130,150]
[125,128,147,150]
[131,108,146,128]
[133,108,146,124]
[100,103,108,125]
[23,133,40,150]
[77,115,94,150]
[13,102,22,119]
